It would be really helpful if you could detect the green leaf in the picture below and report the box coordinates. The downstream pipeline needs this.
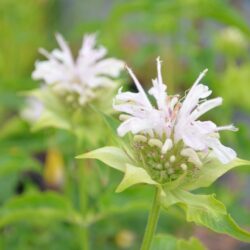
[116,163,157,192]
[76,146,133,172]
[180,158,250,191]
[161,189,250,242]
[152,234,205,250]
[0,192,83,228]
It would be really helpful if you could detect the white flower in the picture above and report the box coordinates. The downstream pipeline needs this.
[32,33,124,106]
[21,97,43,123]
[113,58,237,164]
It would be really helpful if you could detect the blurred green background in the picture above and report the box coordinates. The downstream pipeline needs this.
[1,0,250,249]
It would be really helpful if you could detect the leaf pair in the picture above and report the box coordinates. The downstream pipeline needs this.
[77,146,250,193]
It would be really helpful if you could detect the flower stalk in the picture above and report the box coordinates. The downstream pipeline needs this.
[140,187,161,250]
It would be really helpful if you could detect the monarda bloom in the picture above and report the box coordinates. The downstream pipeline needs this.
[112,57,237,184]
[32,33,124,107]
[26,33,124,131]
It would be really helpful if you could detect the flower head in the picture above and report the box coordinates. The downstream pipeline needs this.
[113,58,237,183]
[32,33,124,106]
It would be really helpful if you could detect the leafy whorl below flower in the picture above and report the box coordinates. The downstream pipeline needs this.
[32,33,124,106]
[113,58,237,169]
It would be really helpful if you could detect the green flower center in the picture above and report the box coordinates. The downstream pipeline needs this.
[132,135,200,184]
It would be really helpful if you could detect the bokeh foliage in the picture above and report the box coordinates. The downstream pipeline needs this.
[0,0,250,249]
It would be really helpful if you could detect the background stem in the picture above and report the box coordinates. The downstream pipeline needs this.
[140,187,161,250]
[78,161,89,250]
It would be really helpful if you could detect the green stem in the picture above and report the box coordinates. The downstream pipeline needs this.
[74,130,89,250]
[78,162,89,250]
[140,187,161,250]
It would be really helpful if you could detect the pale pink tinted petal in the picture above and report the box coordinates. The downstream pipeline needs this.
[93,58,124,77]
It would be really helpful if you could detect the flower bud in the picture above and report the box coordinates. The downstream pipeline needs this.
[161,138,173,154]
[134,134,147,143]
[181,148,202,168]
[148,138,163,148]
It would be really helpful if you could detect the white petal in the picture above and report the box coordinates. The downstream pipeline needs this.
[216,124,238,132]
[113,103,153,118]
[126,65,152,108]
[78,33,107,63]
[92,58,124,77]
[115,89,149,107]
[117,117,154,137]
[55,33,74,67]
[190,97,222,120]
[206,138,237,164]
[193,68,208,87]
[148,57,167,110]
[180,84,212,118]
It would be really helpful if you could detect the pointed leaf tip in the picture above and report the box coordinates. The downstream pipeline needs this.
[76,146,133,172]
[115,164,157,192]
